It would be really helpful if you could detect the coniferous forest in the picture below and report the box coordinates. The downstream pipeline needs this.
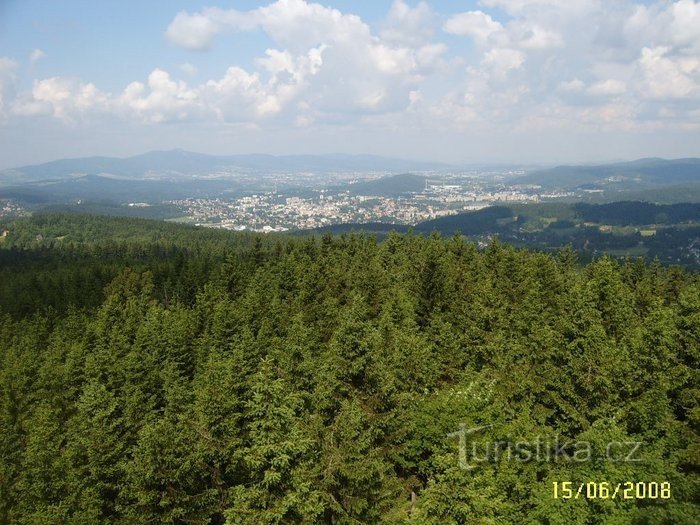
[0,214,698,524]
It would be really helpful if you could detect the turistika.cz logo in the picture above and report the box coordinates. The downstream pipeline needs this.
[448,424,643,470]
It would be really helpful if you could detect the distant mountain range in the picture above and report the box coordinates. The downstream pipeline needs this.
[520,157,700,189]
[0,150,448,185]
[2,151,699,206]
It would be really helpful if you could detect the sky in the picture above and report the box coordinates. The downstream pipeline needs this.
[0,0,699,168]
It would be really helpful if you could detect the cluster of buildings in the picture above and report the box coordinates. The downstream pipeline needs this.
[0,200,27,219]
[170,193,448,231]
[168,178,555,232]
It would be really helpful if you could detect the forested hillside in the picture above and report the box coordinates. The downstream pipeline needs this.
[0,214,698,524]
[313,202,700,267]
[0,214,267,317]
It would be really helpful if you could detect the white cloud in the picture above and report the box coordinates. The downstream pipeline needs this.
[13,77,110,122]
[514,25,562,50]
[111,45,326,124]
[587,79,627,96]
[438,0,700,131]
[166,0,370,53]
[29,49,47,63]
[203,67,272,120]
[667,0,700,51]
[6,0,700,141]
[381,0,435,46]
[624,0,700,53]
[415,43,449,72]
[638,46,699,99]
[482,48,525,73]
[119,69,202,123]
[165,11,223,51]
[162,0,441,121]
[444,10,563,53]
[443,11,504,46]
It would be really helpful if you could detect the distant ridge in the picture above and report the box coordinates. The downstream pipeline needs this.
[521,157,700,188]
[0,150,449,185]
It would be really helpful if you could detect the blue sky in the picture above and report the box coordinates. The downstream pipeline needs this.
[0,0,699,168]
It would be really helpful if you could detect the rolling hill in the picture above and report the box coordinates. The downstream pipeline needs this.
[520,158,700,189]
[345,173,427,197]
[0,174,240,203]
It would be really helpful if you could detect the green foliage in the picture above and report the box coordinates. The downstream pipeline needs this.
[0,213,698,523]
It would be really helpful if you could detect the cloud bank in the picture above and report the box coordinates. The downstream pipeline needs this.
[1,0,699,163]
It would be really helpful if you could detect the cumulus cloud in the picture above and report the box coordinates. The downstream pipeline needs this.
[6,0,700,137]
[513,24,562,50]
[669,0,700,50]
[444,9,563,57]
[437,0,700,132]
[443,11,504,46]
[381,0,435,46]
[12,77,110,122]
[165,11,225,51]
[163,0,446,120]
[205,67,274,120]
[638,46,699,99]
[482,48,525,74]
[625,0,700,53]
[207,46,325,121]
[166,1,364,53]
[119,69,202,123]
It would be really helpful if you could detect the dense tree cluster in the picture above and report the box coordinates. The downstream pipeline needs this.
[0,214,698,524]
[573,202,700,226]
